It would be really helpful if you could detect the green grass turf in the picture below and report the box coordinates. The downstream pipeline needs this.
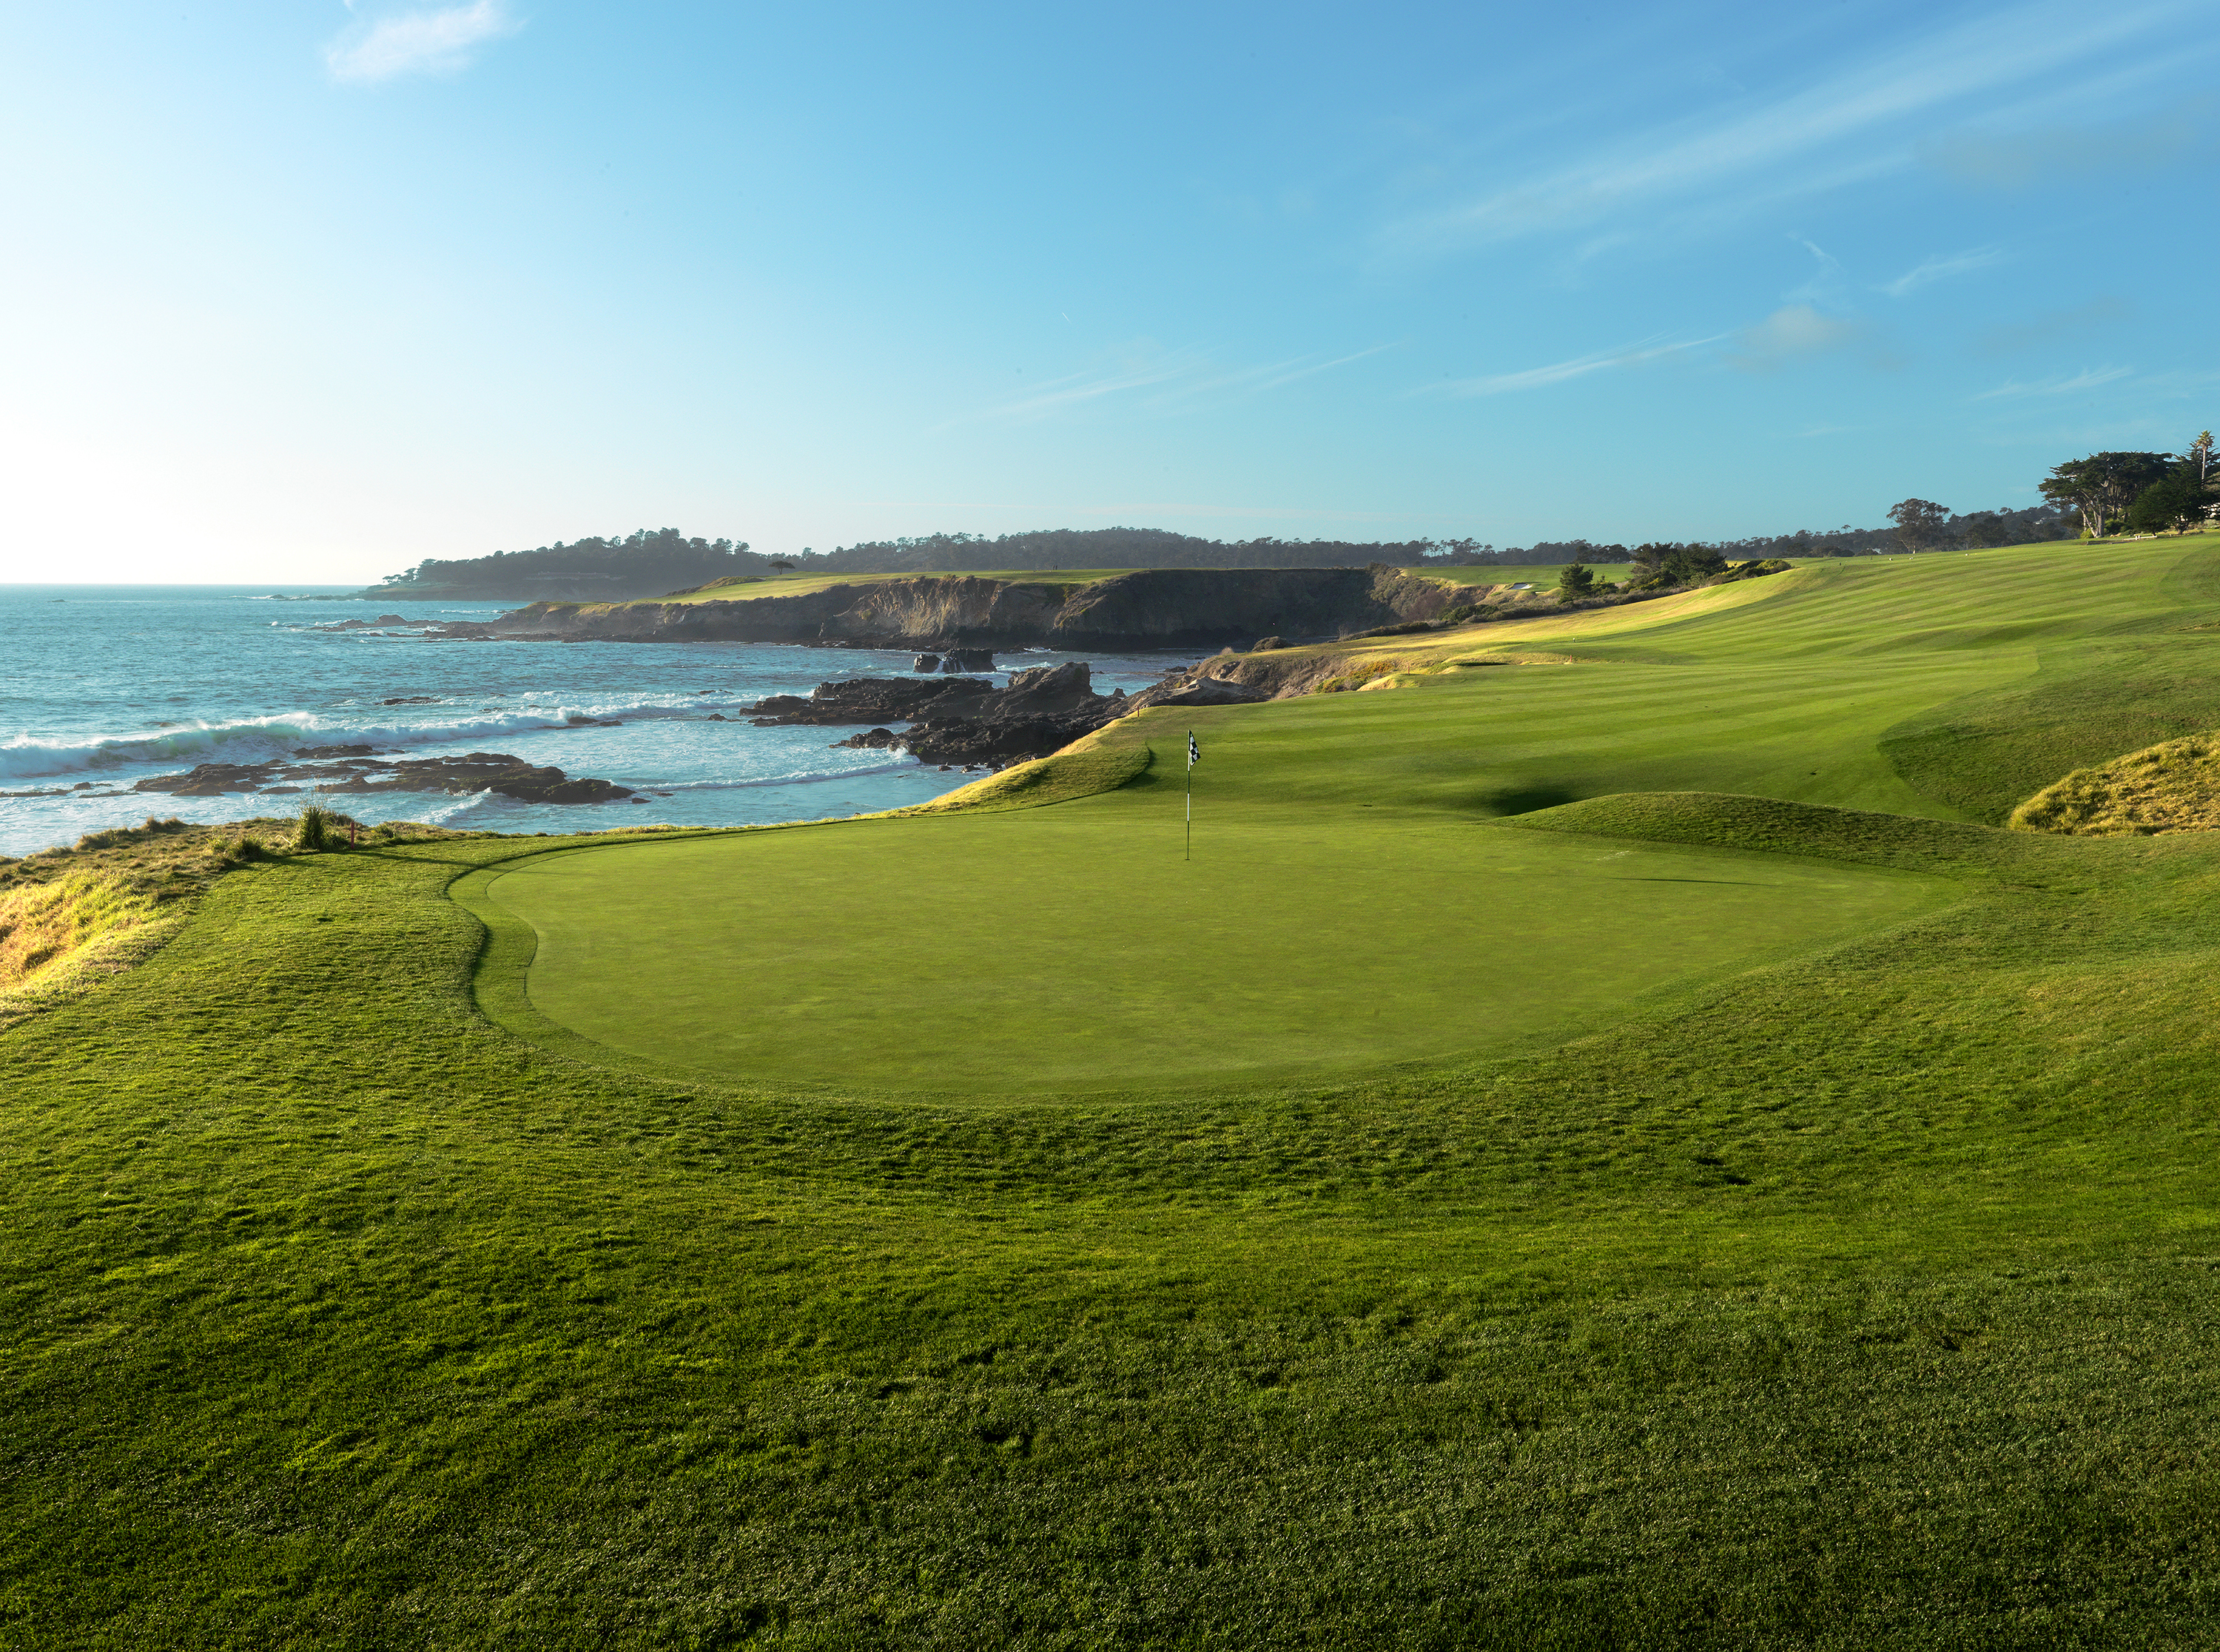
[467,811,1956,1093]
[12,534,2220,1645]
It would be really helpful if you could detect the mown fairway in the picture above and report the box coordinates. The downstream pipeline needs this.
[8,535,2220,1648]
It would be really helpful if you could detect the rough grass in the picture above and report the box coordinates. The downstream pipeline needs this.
[2011,735,2220,835]
[0,874,170,1014]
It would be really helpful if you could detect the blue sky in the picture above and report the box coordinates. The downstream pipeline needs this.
[2,1,2215,581]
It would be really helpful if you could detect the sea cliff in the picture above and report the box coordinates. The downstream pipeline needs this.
[479,565,1470,651]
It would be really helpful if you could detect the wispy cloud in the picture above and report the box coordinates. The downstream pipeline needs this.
[1784,236,1845,305]
[1376,0,2205,257]
[1973,365,2133,400]
[1428,334,1724,398]
[1880,246,2008,298]
[981,356,1200,423]
[969,344,1392,425]
[326,1,521,84]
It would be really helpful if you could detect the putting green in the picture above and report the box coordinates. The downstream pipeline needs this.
[471,806,1957,1094]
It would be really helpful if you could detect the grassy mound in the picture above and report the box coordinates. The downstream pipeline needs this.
[899,738,1152,815]
[2011,733,2220,835]
[1504,789,2071,878]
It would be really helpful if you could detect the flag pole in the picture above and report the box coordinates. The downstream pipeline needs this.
[1185,729,1194,862]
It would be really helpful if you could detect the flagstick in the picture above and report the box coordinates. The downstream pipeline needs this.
[1185,729,1194,862]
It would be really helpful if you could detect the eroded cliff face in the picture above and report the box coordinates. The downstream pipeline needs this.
[485,565,1462,650]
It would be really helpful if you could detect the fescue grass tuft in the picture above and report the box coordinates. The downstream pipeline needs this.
[2011,732,2220,835]
[291,803,357,853]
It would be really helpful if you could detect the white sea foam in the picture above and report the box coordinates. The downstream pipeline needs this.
[651,758,923,792]
[0,698,751,781]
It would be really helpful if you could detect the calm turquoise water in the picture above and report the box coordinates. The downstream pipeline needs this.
[0,585,1170,856]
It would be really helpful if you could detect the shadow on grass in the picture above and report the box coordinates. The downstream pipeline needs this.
[1473,783,1581,816]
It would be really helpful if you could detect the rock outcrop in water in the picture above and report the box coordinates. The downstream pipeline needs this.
[473,564,1468,652]
[132,751,637,804]
[753,662,1130,767]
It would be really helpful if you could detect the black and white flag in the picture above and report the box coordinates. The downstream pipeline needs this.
[1187,732,1201,769]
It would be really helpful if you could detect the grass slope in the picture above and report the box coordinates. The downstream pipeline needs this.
[10,536,2220,1645]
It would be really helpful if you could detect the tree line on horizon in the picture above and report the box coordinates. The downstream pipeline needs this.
[371,499,2092,596]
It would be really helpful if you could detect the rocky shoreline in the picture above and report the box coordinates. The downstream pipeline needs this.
[129,748,644,805]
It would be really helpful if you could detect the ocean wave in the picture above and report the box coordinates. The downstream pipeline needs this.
[0,698,753,781]
[403,789,511,826]
[650,758,926,792]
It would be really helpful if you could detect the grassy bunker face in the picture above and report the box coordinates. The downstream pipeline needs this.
[469,800,1957,1095]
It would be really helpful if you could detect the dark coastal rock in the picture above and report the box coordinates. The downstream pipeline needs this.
[744,676,996,727]
[318,613,413,632]
[998,661,1098,710]
[912,654,941,673]
[901,709,1113,766]
[380,695,441,705]
[940,649,995,672]
[134,750,635,804]
[756,661,1148,769]
[292,744,379,758]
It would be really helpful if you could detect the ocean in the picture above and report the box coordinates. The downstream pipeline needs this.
[0,584,1176,857]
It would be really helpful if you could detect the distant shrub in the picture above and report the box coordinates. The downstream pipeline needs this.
[1252,635,1287,652]
[1440,605,1479,625]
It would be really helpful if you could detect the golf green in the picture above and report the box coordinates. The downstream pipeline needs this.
[474,808,1957,1093]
